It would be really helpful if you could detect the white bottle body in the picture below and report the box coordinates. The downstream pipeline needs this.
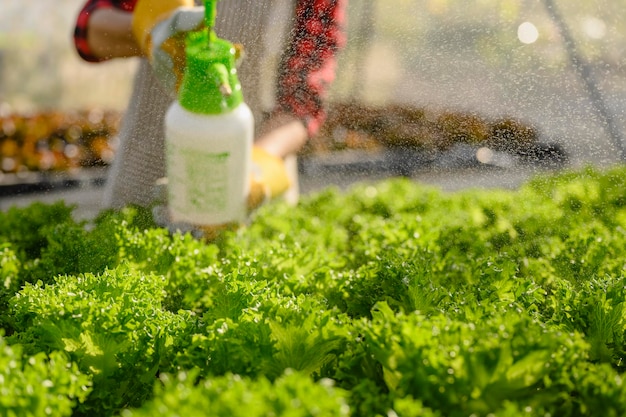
[165,101,254,226]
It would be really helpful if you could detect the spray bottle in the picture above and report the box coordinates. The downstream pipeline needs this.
[165,0,253,228]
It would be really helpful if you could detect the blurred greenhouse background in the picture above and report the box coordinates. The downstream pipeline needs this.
[1,0,626,175]
[333,0,626,166]
[1,0,137,112]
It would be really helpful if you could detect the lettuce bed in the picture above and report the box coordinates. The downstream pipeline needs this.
[2,166,626,416]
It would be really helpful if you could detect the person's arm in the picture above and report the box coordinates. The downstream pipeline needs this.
[248,0,347,202]
[255,114,308,158]
[74,1,139,62]
[87,8,141,60]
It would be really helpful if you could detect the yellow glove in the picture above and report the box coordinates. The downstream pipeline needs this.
[248,147,291,210]
[132,0,204,93]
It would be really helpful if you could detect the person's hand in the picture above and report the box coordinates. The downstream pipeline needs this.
[247,146,291,211]
[131,0,205,93]
[152,147,290,240]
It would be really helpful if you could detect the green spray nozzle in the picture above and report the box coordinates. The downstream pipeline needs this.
[177,1,244,115]
[204,0,217,31]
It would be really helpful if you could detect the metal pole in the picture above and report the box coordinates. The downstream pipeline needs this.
[542,0,626,162]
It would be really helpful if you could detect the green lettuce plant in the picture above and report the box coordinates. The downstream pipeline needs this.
[1,165,626,416]
[0,334,91,417]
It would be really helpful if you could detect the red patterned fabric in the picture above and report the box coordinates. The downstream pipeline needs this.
[275,0,346,136]
[73,0,346,136]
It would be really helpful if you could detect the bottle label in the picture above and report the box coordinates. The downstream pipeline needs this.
[168,144,231,216]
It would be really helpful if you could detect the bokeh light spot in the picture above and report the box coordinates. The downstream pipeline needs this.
[582,16,607,40]
[518,22,539,44]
